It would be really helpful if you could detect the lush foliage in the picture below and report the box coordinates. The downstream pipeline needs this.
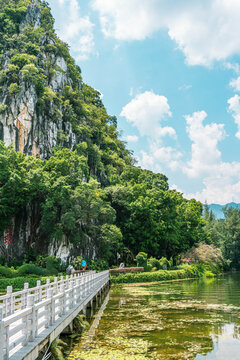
[203,204,240,269]
[0,275,56,291]
[181,242,224,273]
[111,264,209,284]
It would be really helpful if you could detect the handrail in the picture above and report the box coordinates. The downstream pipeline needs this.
[0,271,96,318]
[0,270,109,360]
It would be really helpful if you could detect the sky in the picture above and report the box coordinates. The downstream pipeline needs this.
[48,0,240,205]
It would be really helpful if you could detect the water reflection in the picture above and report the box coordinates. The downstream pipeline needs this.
[68,273,240,360]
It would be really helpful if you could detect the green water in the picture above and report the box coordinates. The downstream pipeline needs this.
[68,273,240,359]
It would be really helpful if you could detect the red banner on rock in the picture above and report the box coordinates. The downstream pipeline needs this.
[4,226,13,246]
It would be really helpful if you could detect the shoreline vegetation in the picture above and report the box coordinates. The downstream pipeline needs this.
[0,265,216,292]
[110,264,215,284]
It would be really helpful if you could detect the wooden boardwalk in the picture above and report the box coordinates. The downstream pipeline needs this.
[0,270,110,360]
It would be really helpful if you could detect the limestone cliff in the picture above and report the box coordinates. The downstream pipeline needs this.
[0,0,132,262]
[0,1,76,159]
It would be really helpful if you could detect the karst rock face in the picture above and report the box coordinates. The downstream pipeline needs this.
[0,0,100,261]
[0,0,133,263]
[0,1,76,160]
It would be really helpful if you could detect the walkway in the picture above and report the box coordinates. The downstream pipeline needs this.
[0,270,110,360]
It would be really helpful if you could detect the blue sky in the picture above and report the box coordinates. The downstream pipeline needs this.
[48,0,240,204]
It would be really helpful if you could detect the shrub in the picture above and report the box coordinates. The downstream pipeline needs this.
[17,264,48,276]
[45,256,61,275]
[10,53,37,68]
[21,63,39,82]
[111,268,197,284]
[0,276,56,291]
[181,243,224,273]
[8,82,21,95]
[0,70,6,84]
[0,266,15,278]
[136,252,148,269]
[0,103,7,113]
[148,257,161,270]
[111,264,206,284]
[159,257,169,269]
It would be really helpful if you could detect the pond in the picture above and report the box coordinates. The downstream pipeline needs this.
[68,273,240,359]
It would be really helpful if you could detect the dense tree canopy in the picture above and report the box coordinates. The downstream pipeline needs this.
[203,204,240,269]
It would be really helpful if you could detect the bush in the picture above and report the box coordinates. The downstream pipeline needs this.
[17,264,48,276]
[21,63,39,82]
[181,243,224,273]
[159,257,169,269]
[10,53,37,68]
[148,257,161,270]
[0,266,15,278]
[0,103,7,113]
[87,259,109,272]
[111,264,204,284]
[45,256,61,275]
[136,252,148,269]
[0,276,56,291]
[8,82,21,95]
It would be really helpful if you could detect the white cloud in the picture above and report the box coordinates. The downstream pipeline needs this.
[184,111,225,178]
[183,110,240,204]
[224,62,240,74]
[230,77,240,92]
[120,91,174,139]
[228,94,240,139]
[92,0,240,66]
[138,151,155,170]
[136,143,182,175]
[185,171,240,204]
[52,0,95,61]
[170,184,183,193]
[126,135,138,143]
[150,144,182,171]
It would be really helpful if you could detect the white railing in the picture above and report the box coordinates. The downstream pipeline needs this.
[0,270,109,360]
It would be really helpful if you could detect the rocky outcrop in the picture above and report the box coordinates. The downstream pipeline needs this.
[0,2,76,159]
[0,1,79,261]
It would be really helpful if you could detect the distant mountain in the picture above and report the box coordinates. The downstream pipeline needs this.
[208,202,240,219]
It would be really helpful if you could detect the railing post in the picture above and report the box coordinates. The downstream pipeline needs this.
[0,306,4,360]
[36,280,41,302]
[60,284,65,316]
[7,286,13,315]
[82,276,86,298]
[76,278,81,303]
[70,279,74,308]
[66,275,69,289]
[23,283,29,309]
[27,294,36,342]
[54,277,58,295]
[46,278,50,295]
[47,289,54,326]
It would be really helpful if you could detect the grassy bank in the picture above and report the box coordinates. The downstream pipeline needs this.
[110,265,213,284]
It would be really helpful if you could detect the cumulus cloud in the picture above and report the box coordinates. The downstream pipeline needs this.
[92,0,240,66]
[121,91,181,174]
[228,95,240,139]
[138,151,155,171]
[230,77,240,92]
[136,143,182,174]
[51,0,95,61]
[120,91,174,139]
[150,144,182,171]
[183,111,240,204]
[184,111,225,178]
[126,135,138,143]
[225,62,240,74]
